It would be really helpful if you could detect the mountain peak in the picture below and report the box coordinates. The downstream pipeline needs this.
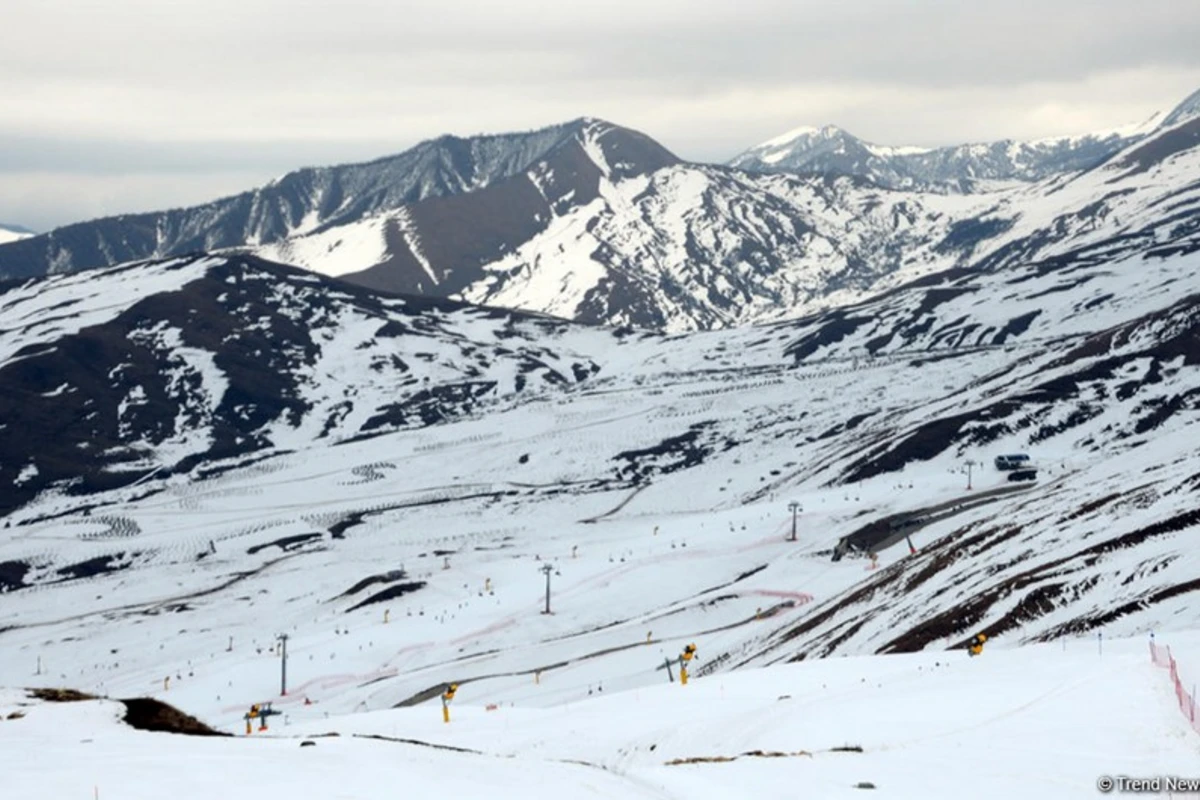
[757,124,849,149]
[729,124,868,172]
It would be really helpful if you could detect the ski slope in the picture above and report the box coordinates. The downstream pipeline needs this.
[2,633,1197,799]
[1,227,1198,797]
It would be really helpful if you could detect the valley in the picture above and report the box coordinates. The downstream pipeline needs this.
[0,74,1198,800]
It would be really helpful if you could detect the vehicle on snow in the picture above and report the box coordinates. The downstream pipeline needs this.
[1007,467,1038,482]
[994,453,1031,470]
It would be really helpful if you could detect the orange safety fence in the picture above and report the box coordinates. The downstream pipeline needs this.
[1149,640,1199,734]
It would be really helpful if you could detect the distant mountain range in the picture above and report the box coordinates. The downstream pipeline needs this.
[0,223,34,246]
[729,88,1200,190]
[0,89,1198,332]
[728,120,1149,189]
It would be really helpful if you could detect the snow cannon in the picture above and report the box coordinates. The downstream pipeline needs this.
[244,701,281,734]
[680,643,697,685]
[442,683,458,723]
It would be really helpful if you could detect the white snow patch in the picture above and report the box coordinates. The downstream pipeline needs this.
[252,213,391,279]
[14,463,38,485]
[394,207,439,286]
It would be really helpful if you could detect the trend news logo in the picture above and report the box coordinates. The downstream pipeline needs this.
[1097,775,1200,793]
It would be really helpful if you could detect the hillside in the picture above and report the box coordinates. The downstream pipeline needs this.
[0,221,1197,738]
[0,253,605,516]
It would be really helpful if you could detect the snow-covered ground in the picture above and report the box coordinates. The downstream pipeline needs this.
[1,225,1198,795]
[2,632,1197,799]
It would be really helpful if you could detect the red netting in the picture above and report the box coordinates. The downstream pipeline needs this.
[1149,640,1198,733]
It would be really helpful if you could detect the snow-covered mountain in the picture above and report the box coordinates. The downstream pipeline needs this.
[1161,86,1200,129]
[0,254,606,516]
[2,89,1198,334]
[0,118,665,282]
[255,111,1200,331]
[3,92,1199,796]
[255,141,992,330]
[728,122,1153,189]
[1,203,1198,725]
[727,90,1200,189]
[0,222,34,245]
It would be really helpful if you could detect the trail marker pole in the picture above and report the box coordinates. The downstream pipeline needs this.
[278,633,289,696]
[1097,631,1103,657]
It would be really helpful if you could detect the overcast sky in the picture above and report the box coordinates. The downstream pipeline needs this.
[3,0,1200,231]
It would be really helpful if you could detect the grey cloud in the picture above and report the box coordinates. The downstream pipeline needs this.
[6,1,1198,88]
[0,170,279,232]
[0,135,414,175]
[1,0,1198,229]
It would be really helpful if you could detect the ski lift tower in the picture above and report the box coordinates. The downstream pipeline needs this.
[788,502,801,542]
[277,633,289,696]
[540,563,555,614]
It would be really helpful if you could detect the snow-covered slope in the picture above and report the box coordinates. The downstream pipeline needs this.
[0,222,34,245]
[1,225,1198,746]
[0,254,607,515]
[3,633,1197,799]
